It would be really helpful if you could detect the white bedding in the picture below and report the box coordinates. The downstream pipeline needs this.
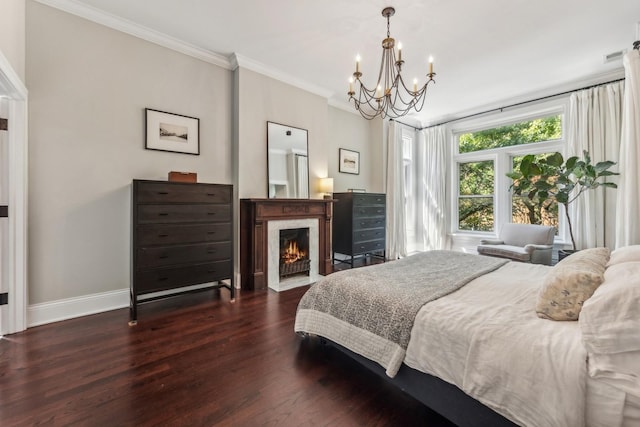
[403,261,628,427]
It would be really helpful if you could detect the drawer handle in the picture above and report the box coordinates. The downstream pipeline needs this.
[207,269,216,273]
[158,213,169,216]
[207,193,216,196]
[207,250,217,254]
[207,231,216,235]
[157,191,169,195]
[207,212,216,216]
[158,277,168,281]
[158,234,168,237]
[159,255,169,259]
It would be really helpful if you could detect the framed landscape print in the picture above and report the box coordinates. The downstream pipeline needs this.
[145,108,200,155]
[339,148,360,174]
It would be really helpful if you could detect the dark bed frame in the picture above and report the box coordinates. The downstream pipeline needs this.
[319,337,518,427]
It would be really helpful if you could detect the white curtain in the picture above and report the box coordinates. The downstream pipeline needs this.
[615,49,640,248]
[567,81,624,249]
[385,120,407,259]
[414,126,450,251]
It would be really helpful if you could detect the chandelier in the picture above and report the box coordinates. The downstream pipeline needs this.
[348,7,436,120]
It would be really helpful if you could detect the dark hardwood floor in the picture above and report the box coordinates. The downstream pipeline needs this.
[0,283,455,426]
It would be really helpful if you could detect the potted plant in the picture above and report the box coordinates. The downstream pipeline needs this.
[506,150,618,257]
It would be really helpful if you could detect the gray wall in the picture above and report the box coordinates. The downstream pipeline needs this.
[327,106,384,193]
[26,2,233,304]
[25,2,382,313]
[0,0,25,81]
[235,67,329,200]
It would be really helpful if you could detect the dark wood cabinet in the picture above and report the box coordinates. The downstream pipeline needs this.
[131,179,234,323]
[332,192,386,267]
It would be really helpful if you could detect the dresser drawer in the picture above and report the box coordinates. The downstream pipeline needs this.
[135,181,232,204]
[352,239,385,255]
[353,194,386,206]
[137,241,231,268]
[352,228,385,244]
[135,260,232,294]
[137,223,231,246]
[137,204,231,224]
[353,217,385,231]
[353,206,386,218]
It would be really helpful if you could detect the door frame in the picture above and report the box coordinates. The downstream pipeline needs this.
[0,50,28,335]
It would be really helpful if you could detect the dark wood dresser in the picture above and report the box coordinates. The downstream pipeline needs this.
[332,192,386,267]
[131,179,234,323]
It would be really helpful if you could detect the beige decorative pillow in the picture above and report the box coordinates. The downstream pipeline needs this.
[536,247,611,321]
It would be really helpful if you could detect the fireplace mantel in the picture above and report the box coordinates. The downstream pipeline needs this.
[240,198,333,290]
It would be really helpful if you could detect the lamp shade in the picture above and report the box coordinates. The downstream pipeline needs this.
[318,177,334,194]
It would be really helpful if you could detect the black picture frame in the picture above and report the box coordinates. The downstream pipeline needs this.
[145,108,200,155]
[339,148,360,175]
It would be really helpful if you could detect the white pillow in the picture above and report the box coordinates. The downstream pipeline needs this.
[579,261,640,354]
[607,245,640,267]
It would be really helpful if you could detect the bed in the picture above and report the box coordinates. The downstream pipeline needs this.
[294,248,640,427]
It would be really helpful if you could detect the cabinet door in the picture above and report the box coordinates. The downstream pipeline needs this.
[137,204,231,224]
[135,261,233,293]
[137,223,231,246]
[136,181,232,204]
[137,241,232,268]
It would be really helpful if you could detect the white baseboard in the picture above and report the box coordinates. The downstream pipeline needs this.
[26,281,238,328]
[28,288,129,327]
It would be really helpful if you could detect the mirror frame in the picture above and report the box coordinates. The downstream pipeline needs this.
[267,121,309,199]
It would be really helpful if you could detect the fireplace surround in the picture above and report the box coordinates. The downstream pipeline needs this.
[240,198,333,291]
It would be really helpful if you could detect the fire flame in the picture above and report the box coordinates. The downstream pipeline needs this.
[282,240,307,264]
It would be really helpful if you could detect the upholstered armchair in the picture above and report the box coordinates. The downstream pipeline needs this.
[476,223,555,265]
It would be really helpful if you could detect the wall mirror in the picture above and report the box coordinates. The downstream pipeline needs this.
[267,121,309,199]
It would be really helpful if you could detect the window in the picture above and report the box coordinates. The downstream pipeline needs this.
[454,114,564,235]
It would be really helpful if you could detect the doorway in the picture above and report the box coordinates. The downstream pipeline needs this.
[0,51,28,335]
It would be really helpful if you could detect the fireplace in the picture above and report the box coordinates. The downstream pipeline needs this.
[240,198,333,291]
[280,228,311,279]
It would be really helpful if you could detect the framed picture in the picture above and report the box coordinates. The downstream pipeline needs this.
[339,148,360,174]
[145,108,200,155]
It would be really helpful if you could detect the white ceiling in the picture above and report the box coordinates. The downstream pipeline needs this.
[50,0,640,126]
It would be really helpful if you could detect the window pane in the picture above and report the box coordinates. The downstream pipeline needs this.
[512,196,558,232]
[511,154,559,233]
[459,197,494,231]
[459,115,562,154]
[459,160,494,195]
[458,160,494,231]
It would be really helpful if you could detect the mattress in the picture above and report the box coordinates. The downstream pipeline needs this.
[403,261,628,427]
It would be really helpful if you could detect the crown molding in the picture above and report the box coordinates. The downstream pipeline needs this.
[231,53,334,99]
[0,50,27,99]
[34,0,232,69]
[35,0,337,99]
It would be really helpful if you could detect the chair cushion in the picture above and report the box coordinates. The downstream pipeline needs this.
[477,244,530,262]
[500,223,555,247]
